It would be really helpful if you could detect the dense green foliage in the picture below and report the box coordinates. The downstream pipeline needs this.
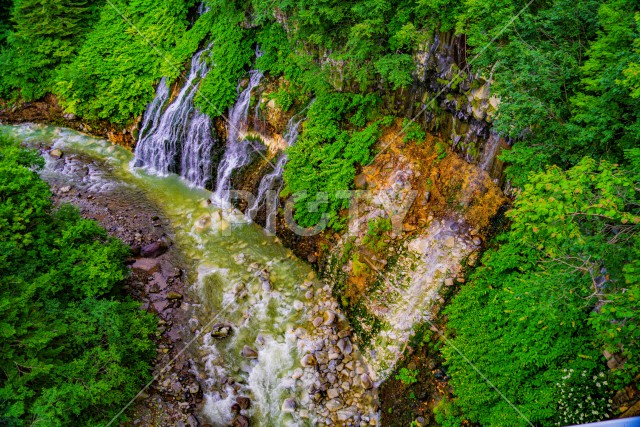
[0,137,156,426]
[440,155,640,426]
[0,0,639,424]
[0,0,102,101]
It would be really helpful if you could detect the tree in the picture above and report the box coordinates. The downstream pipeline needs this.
[441,155,640,426]
[0,136,157,426]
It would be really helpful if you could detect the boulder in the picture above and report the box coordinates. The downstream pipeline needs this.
[236,396,251,410]
[361,373,373,389]
[211,324,232,339]
[141,240,169,258]
[301,354,317,367]
[167,291,183,300]
[325,399,343,411]
[281,398,296,413]
[232,415,249,427]
[50,149,63,159]
[241,345,258,359]
[337,338,353,355]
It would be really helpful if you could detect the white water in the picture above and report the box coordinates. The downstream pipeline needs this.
[245,115,303,229]
[480,131,501,172]
[180,109,217,187]
[3,124,317,426]
[212,68,264,204]
[133,45,215,186]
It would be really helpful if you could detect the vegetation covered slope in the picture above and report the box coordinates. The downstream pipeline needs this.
[0,136,156,426]
[0,0,638,425]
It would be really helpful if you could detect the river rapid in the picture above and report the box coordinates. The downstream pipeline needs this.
[2,124,379,427]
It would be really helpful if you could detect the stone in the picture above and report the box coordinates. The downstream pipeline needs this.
[323,311,336,326]
[444,236,456,248]
[167,291,183,300]
[327,388,340,399]
[445,278,455,287]
[211,324,232,339]
[312,317,324,328]
[292,369,303,380]
[141,240,169,258]
[188,382,200,394]
[50,149,63,159]
[282,398,297,413]
[472,236,482,246]
[337,338,353,355]
[301,354,317,367]
[325,399,343,411]
[361,373,373,389]
[236,396,251,410]
[59,185,71,193]
[241,345,258,359]
[337,408,358,422]
[132,258,160,273]
[233,415,249,427]
[187,414,199,427]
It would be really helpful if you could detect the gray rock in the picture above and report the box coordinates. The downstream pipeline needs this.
[50,149,63,159]
[186,414,199,427]
[141,240,169,258]
[325,399,343,411]
[445,278,455,287]
[323,310,336,325]
[472,236,482,246]
[327,388,340,399]
[337,338,353,355]
[241,345,258,359]
[312,317,323,328]
[361,373,373,389]
[281,398,296,413]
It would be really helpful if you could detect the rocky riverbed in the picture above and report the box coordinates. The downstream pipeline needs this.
[41,146,204,426]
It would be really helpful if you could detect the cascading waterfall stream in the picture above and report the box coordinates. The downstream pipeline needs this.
[212,68,264,204]
[133,44,216,186]
[245,115,303,230]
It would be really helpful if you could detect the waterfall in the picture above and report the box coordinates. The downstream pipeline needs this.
[212,68,264,204]
[245,115,303,229]
[180,109,216,187]
[480,131,501,172]
[133,44,215,186]
[138,77,169,141]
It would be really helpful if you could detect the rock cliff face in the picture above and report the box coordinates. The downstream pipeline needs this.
[225,31,510,381]
[0,27,510,406]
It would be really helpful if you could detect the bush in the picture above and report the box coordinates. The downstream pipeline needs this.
[0,136,157,426]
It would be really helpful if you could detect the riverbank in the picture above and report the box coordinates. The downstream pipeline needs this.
[42,144,205,426]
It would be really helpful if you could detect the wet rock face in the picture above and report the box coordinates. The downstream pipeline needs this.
[408,30,508,177]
